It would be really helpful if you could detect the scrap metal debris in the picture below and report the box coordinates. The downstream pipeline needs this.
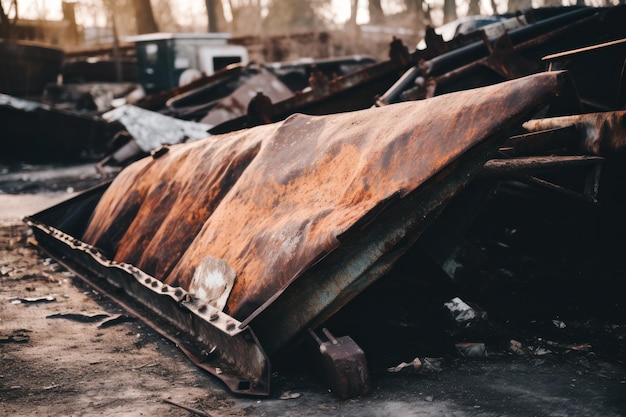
[455,342,487,357]
[0,93,123,162]
[444,297,477,324]
[19,4,626,399]
[98,314,138,329]
[278,391,302,400]
[27,71,568,395]
[387,358,422,373]
[100,105,212,165]
[46,313,110,323]
[10,295,56,304]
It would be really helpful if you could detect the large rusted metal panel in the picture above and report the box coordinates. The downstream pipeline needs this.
[27,71,568,395]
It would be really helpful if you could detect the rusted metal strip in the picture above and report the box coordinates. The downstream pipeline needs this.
[482,155,603,175]
[523,111,626,155]
[543,37,626,62]
[523,175,599,203]
[25,216,271,396]
[504,125,579,156]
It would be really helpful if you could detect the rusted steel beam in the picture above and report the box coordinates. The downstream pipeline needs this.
[422,7,598,79]
[523,111,626,155]
[543,36,626,63]
[383,6,625,105]
[523,175,599,203]
[482,155,603,175]
[504,125,579,156]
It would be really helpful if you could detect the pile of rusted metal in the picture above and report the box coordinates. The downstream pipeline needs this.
[23,5,626,398]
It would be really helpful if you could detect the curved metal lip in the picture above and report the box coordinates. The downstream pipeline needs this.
[25,217,271,396]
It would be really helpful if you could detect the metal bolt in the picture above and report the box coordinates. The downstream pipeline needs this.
[226,322,235,331]
[209,313,219,321]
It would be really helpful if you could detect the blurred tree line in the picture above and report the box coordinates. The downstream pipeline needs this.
[3,0,625,44]
[153,0,624,36]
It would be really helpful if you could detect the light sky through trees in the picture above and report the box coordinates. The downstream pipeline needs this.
[8,0,623,33]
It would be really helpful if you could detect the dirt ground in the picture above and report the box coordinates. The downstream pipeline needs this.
[2,163,626,416]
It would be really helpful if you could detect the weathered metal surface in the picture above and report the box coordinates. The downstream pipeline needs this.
[149,56,378,123]
[28,71,568,396]
[523,111,626,155]
[308,328,370,400]
[25,190,270,396]
[136,64,247,112]
[207,41,415,134]
[82,72,565,324]
[482,155,603,175]
[102,104,211,152]
[200,67,293,127]
[378,6,625,105]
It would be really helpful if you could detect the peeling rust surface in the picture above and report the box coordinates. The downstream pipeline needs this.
[81,72,566,325]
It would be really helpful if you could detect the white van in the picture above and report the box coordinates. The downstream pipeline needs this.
[127,33,248,94]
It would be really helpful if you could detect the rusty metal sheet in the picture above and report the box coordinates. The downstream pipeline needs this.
[81,71,566,323]
[102,104,212,152]
[28,71,567,395]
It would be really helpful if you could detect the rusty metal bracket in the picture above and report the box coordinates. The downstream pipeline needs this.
[483,33,541,79]
[308,328,370,400]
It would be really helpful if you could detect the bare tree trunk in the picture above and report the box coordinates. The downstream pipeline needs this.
[62,1,80,46]
[206,0,226,32]
[507,0,532,13]
[404,0,426,24]
[490,0,499,14]
[468,0,481,15]
[132,0,159,34]
[348,0,359,36]
[0,0,18,40]
[443,0,456,23]
[368,0,385,25]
